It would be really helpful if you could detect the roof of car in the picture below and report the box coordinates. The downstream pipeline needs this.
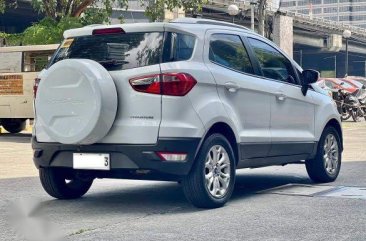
[63,18,254,39]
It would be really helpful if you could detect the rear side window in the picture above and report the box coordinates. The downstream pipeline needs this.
[50,32,164,71]
[162,32,195,62]
[209,34,254,74]
[248,38,298,85]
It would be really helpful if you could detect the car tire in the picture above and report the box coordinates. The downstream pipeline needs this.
[182,134,236,208]
[305,126,342,183]
[39,168,93,199]
[2,119,26,133]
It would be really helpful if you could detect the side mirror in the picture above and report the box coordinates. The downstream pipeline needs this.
[301,69,320,96]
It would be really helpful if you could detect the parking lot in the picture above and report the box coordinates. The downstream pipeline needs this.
[0,121,366,241]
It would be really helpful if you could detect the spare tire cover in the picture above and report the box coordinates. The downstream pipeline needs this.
[35,59,117,145]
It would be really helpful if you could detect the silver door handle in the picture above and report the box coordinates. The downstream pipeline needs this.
[224,82,239,93]
[275,92,287,101]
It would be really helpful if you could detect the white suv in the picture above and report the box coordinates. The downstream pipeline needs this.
[32,18,343,208]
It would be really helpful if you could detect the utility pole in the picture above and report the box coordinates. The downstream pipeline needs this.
[300,50,303,67]
[324,56,337,77]
[343,29,351,77]
[250,0,257,31]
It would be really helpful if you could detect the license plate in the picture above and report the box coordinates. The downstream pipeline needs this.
[73,153,110,170]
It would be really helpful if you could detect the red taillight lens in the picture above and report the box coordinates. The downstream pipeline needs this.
[161,73,197,96]
[129,75,161,94]
[92,28,125,35]
[129,73,196,96]
[33,78,41,98]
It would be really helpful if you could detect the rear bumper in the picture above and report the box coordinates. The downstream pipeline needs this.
[32,137,200,177]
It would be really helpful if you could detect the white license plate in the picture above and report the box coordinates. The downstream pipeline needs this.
[73,153,110,170]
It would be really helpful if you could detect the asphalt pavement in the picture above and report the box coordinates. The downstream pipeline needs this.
[0,122,365,241]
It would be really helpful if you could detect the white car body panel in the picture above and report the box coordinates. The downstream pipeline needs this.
[35,19,342,157]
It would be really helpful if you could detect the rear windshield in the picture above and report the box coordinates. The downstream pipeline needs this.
[50,32,164,71]
[49,31,195,71]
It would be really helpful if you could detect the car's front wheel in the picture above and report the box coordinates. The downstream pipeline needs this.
[40,168,93,199]
[182,134,236,208]
[305,126,342,183]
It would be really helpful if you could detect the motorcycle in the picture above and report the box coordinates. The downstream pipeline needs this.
[355,86,366,121]
[334,89,363,122]
[333,89,351,121]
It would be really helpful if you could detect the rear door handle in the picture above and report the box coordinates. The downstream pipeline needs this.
[224,82,239,93]
[275,92,287,101]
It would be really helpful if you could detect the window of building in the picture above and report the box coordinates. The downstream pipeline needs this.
[324,7,338,13]
[323,0,338,4]
[280,1,297,7]
[313,8,322,14]
[298,9,310,14]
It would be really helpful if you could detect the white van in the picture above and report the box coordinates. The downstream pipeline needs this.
[0,44,58,133]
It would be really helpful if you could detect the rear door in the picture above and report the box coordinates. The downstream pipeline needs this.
[204,30,274,160]
[246,37,316,156]
[40,28,164,144]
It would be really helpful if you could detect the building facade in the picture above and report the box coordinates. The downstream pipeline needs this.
[280,0,366,28]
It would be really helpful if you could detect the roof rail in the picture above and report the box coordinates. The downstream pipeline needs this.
[170,17,250,31]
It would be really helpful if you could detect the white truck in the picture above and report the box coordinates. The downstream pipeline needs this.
[0,44,58,133]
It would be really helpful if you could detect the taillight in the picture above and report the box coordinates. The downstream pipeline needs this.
[33,78,41,98]
[92,28,125,35]
[129,73,197,96]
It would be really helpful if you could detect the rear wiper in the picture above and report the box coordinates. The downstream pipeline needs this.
[99,59,129,65]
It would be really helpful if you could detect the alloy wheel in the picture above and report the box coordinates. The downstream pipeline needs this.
[204,145,231,198]
[323,133,339,175]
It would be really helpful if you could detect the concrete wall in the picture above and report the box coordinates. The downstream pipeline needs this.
[273,15,293,58]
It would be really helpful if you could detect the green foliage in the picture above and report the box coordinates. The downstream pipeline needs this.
[22,17,82,45]
[0,32,23,46]
[80,7,111,25]
[0,0,207,46]
[0,0,5,13]
[144,0,207,21]
[30,0,129,21]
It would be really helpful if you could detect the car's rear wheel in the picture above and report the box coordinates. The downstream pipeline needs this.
[305,126,342,183]
[40,168,93,199]
[182,134,236,208]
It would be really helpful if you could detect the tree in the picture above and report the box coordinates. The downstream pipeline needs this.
[144,0,207,22]
[0,0,207,46]
[22,17,83,45]
[257,0,266,37]
[26,0,206,23]
[0,0,17,13]
[0,0,4,13]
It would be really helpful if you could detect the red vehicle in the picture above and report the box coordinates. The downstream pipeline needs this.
[318,78,359,94]
[342,78,364,89]
[346,76,366,87]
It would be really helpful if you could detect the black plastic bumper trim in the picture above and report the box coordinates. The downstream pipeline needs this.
[32,137,201,176]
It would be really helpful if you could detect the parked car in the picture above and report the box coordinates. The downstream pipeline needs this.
[32,18,343,208]
[317,78,359,94]
[0,44,58,133]
[346,76,366,87]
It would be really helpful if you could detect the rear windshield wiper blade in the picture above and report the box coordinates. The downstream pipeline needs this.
[99,59,129,65]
